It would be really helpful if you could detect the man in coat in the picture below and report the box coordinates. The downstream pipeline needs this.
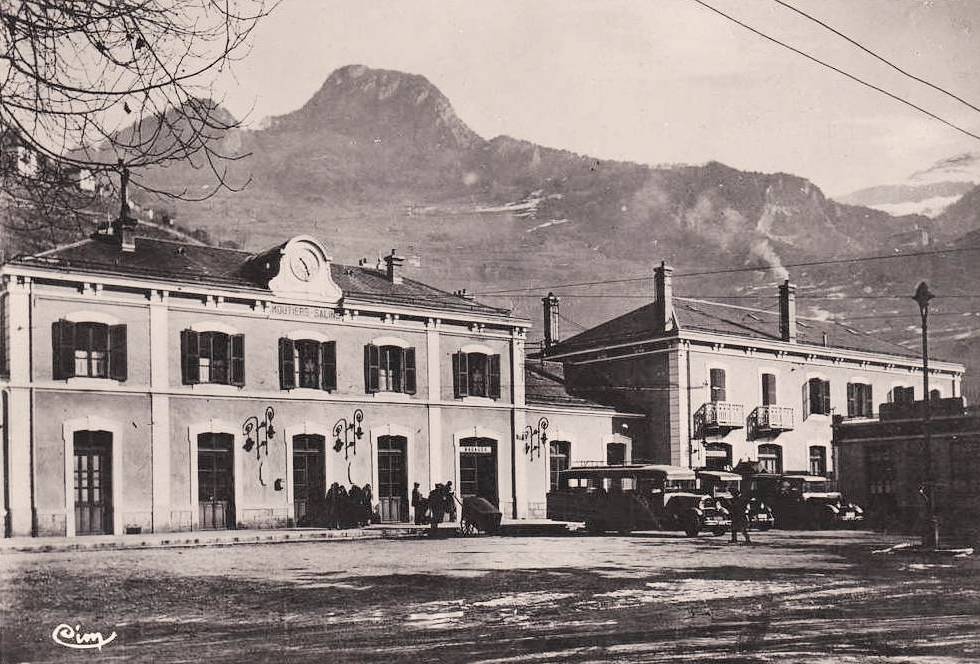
[729,488,752,545]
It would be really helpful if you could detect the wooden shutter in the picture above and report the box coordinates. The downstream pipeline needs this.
[321,341,336,391]
[863,385,873,417]
[821,380,831,415]
[108,325,128,381]
[761,373,776,406]
[180,329,200,384]
[802,380,810,419]
[710,368,726,402]
[364,344,379,393]
[489,354,501,399]
[51,320,76,380]
[403,347,417,394]
[278,337,295,390]
[452,351,468,397]
[846,383,856,417]
[230,334,245,386]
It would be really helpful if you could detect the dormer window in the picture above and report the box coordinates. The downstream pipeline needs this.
[52,320,127,380]
[453,351,501,399]
[279,338,336,391]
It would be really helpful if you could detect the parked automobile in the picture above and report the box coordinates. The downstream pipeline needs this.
[696,469,775,531]
[547,464,731,536]
[748,473,865,529]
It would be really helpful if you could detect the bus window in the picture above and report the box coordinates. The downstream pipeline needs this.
[621,477,636,491]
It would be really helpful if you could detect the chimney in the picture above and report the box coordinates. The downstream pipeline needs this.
[383,249,405,284]
[542,292,560,348]
[113,161,137,252]
[779,279,797,342]
[654,261,673,331]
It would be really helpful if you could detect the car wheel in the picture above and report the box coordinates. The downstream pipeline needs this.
[585,519,604,535]
[711,528,727,536]
[684,516,701,537]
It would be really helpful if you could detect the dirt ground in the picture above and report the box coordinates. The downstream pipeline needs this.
[0,529,977,663]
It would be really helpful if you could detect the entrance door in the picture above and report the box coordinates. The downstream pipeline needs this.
[459,437,498,506]
[377,435,408,522]
[198,433,235,530]
[73,431,113,535]
[293,434,326,525]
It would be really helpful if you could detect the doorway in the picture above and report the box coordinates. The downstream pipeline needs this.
[73,431,113,535]
[198,432,235,529]
[459,437,498,506]
[293,434,326,525]
[377,435,408,522]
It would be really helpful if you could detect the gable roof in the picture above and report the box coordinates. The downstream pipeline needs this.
[525,360,623,410]
[8,234,513,318]
[544,295,943,362]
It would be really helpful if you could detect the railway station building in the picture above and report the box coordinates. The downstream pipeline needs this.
[0,222,638,538]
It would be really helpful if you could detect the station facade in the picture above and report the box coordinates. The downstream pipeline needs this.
[540,263,965,477]
[0,226,637,537]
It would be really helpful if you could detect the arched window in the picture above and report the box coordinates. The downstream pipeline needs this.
[364,344,416,394]
[809,446,827,476]
[549,440,571,492]
[279,338,336,391]
[889,386,915,404]
[453,351,501,399]
[52,320,127,380]
[758,444,783,474]
[181,329,245,386]
[704,442,732,471]
[606,442,627,465]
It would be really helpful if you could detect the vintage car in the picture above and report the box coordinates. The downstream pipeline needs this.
[748,473,865,529]
[547,464,731,536]
[696,469,775,531]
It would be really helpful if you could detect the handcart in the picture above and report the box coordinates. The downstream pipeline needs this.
[460,496,502,535]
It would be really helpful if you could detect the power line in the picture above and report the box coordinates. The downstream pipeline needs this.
[689,0,980,142]
[471,245,980,295]
[473,293,980,300]
[771,0,980,116]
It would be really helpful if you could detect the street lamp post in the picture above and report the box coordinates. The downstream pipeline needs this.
[912,281,939,549]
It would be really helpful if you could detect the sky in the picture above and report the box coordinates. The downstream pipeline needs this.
[214,0,980,196]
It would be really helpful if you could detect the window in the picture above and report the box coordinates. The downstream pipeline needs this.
[758,444,783,474]
[930,389,941,401]
[52,320,127,380]
[709,368,726,402]
[180,329,245,386]
[803,378,831,417]
[846,383,874,417]
[279,338,336,391]
[890,386,914,404]
[761,373,777,406]
[809,446,827,476]
[606,442,627,465]
[549,441,571,492]
[866,445,896,496]
[364,344,416,394]
[453,351,501,399]
[950,440,980,493]
[704,442,732,471]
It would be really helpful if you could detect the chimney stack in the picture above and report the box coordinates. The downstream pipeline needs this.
[542,292,560,349]
[779,279,797,342]
[654,261,673,331]
[383,249,405,284]
[113,161,137,252]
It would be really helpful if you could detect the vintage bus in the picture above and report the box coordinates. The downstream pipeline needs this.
[547,464,731,536]
[696,469,775,531]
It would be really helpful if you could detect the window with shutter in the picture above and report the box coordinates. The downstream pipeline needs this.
[863,384,873,415]
[321,341,336,391]
[488,354,501,399]
[761,373,776,406]
[180,329,200,384]
[710,368,726,402]
[821,380,831,414]
[404,347,416,394]
[846,383,857,417]
[279,338,295,390]
[453,351,468,397]
[295,339,319,389]
[468,353,488,397]
[52,320,76,380]
[802,381,810,419]
[108,325,127,381]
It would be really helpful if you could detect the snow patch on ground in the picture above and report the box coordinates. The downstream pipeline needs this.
[526,219,571,233]
[474,591,574,608]
[869,195,962,218]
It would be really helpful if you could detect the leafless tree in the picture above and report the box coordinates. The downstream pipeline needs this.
[1,0,274,214]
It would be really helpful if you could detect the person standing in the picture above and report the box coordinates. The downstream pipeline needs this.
[729,488,752,545]
[444,481,458,522]
[411,482,423,525]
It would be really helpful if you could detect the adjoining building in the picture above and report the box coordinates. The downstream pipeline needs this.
[833,397,980,542]
[0,220,639,538]
[539,262,965,476]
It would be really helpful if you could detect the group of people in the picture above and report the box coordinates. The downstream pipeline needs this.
[411,481,459,526]
[300,482,375,529]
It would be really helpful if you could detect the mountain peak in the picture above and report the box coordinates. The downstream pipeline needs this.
[284,64,483,151]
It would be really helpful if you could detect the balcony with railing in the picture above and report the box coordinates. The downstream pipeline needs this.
[751,405,795,433]
[695,402,745,436]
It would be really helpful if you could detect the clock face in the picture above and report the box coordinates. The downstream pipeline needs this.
[289,247,319,282]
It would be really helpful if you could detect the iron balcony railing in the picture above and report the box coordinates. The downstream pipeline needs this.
[753,405,795,432]
[699,401,745,430]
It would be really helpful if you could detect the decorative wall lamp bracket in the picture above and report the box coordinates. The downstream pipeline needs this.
[333,408,365,460]
[522,417,549,461]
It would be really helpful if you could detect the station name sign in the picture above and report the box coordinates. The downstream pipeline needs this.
[267,303,339,321]
[459,445,493,455]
